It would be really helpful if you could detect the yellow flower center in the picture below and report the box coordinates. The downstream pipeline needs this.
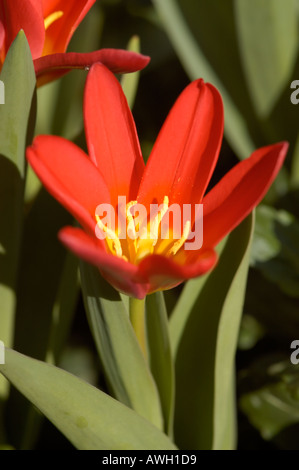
[44,11,64,31]
[95,196,191,264]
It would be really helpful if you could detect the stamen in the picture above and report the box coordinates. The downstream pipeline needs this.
[167,220,191,256]
[126,201,138,261]
[126,201,138,240]
[95,194,189,264]
[95,215,123,258]
[44,11,64,31]
[150,196,169,245]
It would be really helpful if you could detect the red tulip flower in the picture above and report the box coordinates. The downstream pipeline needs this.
[0,1,149,85]
[27,64,288,299]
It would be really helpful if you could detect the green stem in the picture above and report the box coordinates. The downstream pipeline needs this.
[129,297,147,360]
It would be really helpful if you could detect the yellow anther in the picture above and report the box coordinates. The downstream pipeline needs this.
[95,215,123,258]
[125,200,139,261]
[95,195,190,264]
[44,11,64,31]
[167,220,191,256]
[126,201,138,240]
[150,196,169,245]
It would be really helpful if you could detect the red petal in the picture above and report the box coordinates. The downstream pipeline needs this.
[137,79,223,209]
[34,49,150,86]
[137,250,217,294]
[202,142,289,248]
[26,135,110,234]
[42,0,96,55]
[59,226,149,299]
[1,0,45,59]
[59,226,216,299]
[0,11,5,51]
[84,63,145,205]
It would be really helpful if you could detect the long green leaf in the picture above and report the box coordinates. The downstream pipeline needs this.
[170,213,255,450]
[6,189,75,449]
[0,349,176,450]
[0,31,36,397]
[80,262,163,430]
[152,0,255,159]
[146,292,175,437]
[212,214,254,449]
[235,0,298,117]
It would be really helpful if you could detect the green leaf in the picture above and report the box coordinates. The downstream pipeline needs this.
[0,31,36,396]
[146,292,175,437]
[13,190,74,362]
[169,239,226,357]
[7,190,75,449]
[152,0,255,159]
[238,314,264,351]
[235,0,298,117]
[46,251,79,365]
[240,358,299,442]
[170,213,255,450]
[80,262,163,430]
[0,31,36,175]
[0,349,176,450]
[251,205,299,298]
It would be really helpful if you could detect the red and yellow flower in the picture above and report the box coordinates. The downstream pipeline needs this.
[0,1,149,85]
[27,64,288,298]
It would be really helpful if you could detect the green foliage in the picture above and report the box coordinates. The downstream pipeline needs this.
[0,0,298,450]
[170,214,254,450]
[0,32,36,398]
[80,262,164,431]
[0,349,176,450]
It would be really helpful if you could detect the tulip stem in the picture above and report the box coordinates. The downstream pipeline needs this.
[129,297,147,360]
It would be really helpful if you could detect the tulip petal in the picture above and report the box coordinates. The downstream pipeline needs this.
[34,49,151,86]
[84,63,145,205]
[59,226,217,299]
[42,0,96,56]
[138,250,218,294]
[137,79,224,209]
[26,135,110,234]
[59,226,149,299]
[0,0,45,59]
[0,15,5,56]
[202,142,289,248]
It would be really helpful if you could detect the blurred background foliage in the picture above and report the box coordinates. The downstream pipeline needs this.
[1,0,298,449]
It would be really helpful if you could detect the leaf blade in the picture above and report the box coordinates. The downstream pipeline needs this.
[152,0,255,159]
[80,262,163,430]
[170,213,254,449]
[146,292,175,437]
[235,0,298,117]
[0,31,36,397]
[0,349,176,450]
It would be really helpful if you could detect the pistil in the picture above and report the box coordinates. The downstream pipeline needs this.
[95,196,191,264]
[44,11,64,31]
